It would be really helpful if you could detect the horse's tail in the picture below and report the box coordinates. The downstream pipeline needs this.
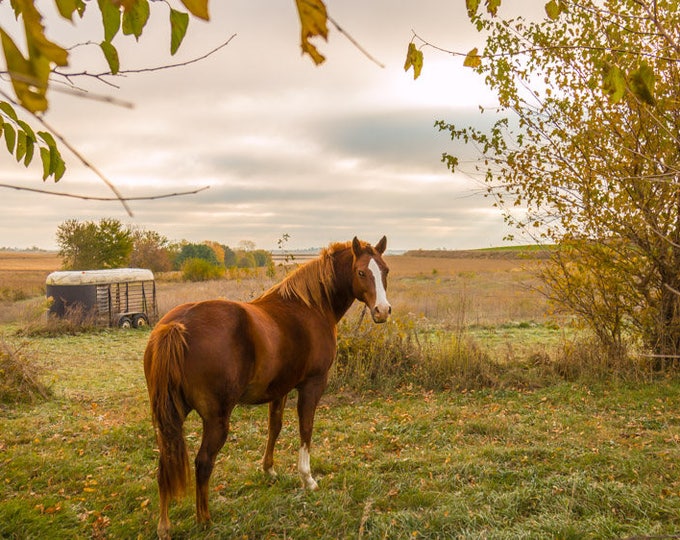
[144,321,191,501]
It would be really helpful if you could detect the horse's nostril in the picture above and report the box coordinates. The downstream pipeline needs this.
[388,306,392,315]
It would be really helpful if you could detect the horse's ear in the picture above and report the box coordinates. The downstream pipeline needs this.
[375,236,387,254]
[352,237,362,258]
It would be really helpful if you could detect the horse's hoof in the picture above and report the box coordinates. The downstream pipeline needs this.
[304,477,319,491]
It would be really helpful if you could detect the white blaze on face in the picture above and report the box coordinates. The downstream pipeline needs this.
[368,258,390,317]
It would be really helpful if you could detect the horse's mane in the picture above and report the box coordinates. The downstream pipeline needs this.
[262,241,353,308]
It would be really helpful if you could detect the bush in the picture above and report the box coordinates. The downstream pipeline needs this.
[0,338,50,405]
[331,313,495,393]
[181,258,225,282]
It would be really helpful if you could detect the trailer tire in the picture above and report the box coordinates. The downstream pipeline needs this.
[118,316,133,329]
[132,314,149,328]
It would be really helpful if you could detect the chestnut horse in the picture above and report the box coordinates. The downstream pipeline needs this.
[144,237,391,538]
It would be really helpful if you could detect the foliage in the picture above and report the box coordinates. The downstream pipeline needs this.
[56,218,133,270]
[0,102,65,181]
[0,0,336,180]
[180,257,224,281]
[173,242,220,269]
[223,245,237,267]
[128,227,173,272]
[435,0,680,357]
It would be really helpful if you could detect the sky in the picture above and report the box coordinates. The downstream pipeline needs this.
[0,0,522,252]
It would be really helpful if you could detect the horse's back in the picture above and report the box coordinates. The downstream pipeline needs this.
[149,297,337,409]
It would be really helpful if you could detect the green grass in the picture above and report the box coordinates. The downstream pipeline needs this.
[1,327,680,538]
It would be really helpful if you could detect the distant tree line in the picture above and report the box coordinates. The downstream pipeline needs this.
[56,219,273,281]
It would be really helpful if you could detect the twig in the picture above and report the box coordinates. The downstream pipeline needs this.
[357,498,373,539]
[36,114,135,216]
[52,34,237,79]
[0,183,210,201]
[327,16,384,68]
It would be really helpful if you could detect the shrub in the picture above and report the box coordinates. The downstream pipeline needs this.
[181,258,225,282]
[0,338,50,405]
[331,313,495,393]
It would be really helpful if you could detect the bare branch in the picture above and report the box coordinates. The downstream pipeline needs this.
[327,16,384,68]
[0,183,210,201]
[51,35,237,80]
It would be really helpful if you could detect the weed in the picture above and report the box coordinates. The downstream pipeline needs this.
[0,337,51,405]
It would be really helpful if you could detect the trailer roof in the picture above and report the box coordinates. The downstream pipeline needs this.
[46,268,155,286]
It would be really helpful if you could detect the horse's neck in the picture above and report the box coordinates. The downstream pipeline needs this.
[329,249,356,322]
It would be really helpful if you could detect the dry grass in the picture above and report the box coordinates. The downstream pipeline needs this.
[0,250,61,303]
[386,255,549,327]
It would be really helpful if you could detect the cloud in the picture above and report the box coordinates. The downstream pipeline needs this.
[0,0,513,251]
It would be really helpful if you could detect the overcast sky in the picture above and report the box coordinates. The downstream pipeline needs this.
[0,0,525,251]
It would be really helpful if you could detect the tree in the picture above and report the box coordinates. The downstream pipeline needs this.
[129,227,173,272]
[174,242,220,269]
[223,245,237,268]
[432,1,680,357]
[56,218,133,269]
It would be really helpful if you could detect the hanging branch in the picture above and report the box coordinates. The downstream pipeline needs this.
[0,36,237,216]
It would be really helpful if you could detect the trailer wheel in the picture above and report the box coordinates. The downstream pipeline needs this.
[132,314,149,329]
[118,316,133,329]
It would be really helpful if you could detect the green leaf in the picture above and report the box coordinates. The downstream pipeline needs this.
[98,0,121,42]
[51,147,66,181]
[463,47,482,68]
[0,101,19,122]
[122,0,150,40]
[630,62,656,105]
[24,136,34,167]
[40,146,51,180]
[37,131,57,147]
[17,119,36,142]
[545,0,560,20]
[100,41,119,74]
[180,0,209,20]
[4,123,16,153]
[466,0,480,18]
[403,42,423,80]
[602,63,626,103]
[170,9,190,55]
[55,0,79,20]
[16,129,27,162]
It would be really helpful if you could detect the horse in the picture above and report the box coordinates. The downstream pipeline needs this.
[144,236,391,539]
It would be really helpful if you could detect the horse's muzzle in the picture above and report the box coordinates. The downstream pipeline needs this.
[371,303,392,324]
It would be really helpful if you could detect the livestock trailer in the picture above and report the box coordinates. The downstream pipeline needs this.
[46,268,158,328]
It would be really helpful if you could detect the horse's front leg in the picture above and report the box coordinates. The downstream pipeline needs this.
[296,380,325,490]
[262,395,288,478]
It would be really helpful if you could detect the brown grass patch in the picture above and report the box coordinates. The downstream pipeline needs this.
[0,251,61,302]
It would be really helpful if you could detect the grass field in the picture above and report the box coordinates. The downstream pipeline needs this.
[1,250,680,538]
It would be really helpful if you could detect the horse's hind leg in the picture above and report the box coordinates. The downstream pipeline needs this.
[263,395,288,478]
[195,414,230,524]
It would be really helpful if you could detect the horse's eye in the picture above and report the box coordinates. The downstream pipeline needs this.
[358,270,366,278]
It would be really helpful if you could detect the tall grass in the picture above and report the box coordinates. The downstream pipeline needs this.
[0,337,51,404]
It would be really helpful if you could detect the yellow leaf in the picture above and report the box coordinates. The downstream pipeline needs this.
[0,30,48,112]
[295,0,328,65]
[18,0,69,66]
[179,0,209,20]
[403,42,423,80]
[463,47,482,68]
